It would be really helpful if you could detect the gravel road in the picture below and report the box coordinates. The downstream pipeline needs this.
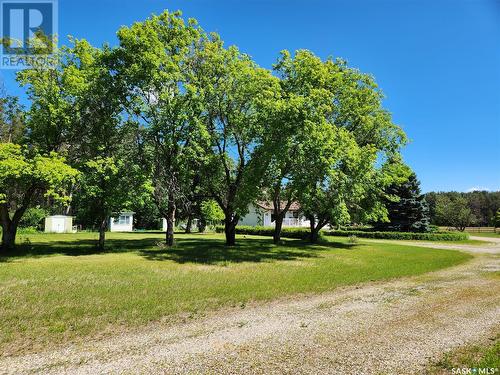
[1,239,499,375]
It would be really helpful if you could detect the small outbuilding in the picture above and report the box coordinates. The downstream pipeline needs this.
[44,215,74,233]
[109,212,134,232]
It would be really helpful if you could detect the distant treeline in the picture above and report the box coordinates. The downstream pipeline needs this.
[425,191,500,227]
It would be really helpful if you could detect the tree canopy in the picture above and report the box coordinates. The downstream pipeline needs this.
[0,143,78,249]
[0,9,420,249]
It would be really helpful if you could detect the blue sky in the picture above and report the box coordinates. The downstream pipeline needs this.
[1,0,499,192]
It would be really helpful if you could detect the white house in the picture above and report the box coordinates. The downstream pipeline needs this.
[109,212,134,232]
[239,201,309,228]
[44,215,74,233]
[162,218,199,231]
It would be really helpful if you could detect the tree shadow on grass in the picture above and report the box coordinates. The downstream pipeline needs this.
[0,237,155,262]
[140,237,315,264]
[0,234,358,264]
[139,237,360,264]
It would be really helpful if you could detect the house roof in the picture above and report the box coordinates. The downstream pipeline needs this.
[255,201,301,211]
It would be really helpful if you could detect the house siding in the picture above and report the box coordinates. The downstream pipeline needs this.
[239,203,309,228]
[239,204,264,226]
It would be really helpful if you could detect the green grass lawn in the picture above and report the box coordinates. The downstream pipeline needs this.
[356,237,486,246]
[0,232,472,356]
[429,336,499,374]
[466,231,500,239]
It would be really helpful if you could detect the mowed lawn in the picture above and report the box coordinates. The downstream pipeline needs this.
[0,232,472,356]
[466,231,500,238]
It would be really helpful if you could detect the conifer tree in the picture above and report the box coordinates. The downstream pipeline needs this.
[376,172,430,232]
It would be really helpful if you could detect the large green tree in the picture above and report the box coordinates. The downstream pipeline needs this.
[63,39,144,249]
[0,143,78,250]
[266,50,407,242]
[435,194,476,231]
[19,39,143,249]
[112,10,207,246]
[195,35,280,245]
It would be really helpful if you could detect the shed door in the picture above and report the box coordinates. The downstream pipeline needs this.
[52,217,65,233]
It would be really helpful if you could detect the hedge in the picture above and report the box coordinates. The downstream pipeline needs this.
[215,225,468,241]
[324,230,468,241]
[214,225,320,240]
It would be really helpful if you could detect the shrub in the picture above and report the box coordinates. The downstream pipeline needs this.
[19,207,47,229]
[17,227,40,234]
[213,226,467,241]
[428,225,439,233]
[324,229,468,241]
[214,225,322,240]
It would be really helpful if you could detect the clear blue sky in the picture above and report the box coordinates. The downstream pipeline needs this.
[1,0,499,192]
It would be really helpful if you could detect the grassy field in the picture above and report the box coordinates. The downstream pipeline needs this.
[0,232,472,356]
[357,238,486,245]
[429,336,499,374]
[466,231,500,238]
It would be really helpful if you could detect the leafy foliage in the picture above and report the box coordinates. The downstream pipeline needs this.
[0,144,78,205]
[113,10,207,245]
[434,195,476,231]
[18,207,47,229]
[201,200,224,226]
[7,9,415,248]
[195,35,281,245]
[264,50,408,242]
[426,191,500,227]
[0,143,78,249]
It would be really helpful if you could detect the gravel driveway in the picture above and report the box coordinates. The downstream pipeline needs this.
[1,240,499,375]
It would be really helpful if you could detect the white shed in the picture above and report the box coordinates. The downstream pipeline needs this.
[44,215,73,233]
[109,212,134,232]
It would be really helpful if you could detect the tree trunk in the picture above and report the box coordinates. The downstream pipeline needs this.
[224,215,237,246]
[97,218,106,250]
[1,221,17,251]
[273,215,284,244]
[197,217,206,233]
[310,228,320,243]
[271,194,293,246]
[309,215,319,243]
[165,193,176,247]
[185,215,192,234]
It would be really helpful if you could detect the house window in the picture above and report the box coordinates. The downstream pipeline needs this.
[114,215,130,225]
[292,212,299,218]
[119,215,130,225]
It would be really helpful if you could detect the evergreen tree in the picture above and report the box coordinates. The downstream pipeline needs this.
[376,173,430,232]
